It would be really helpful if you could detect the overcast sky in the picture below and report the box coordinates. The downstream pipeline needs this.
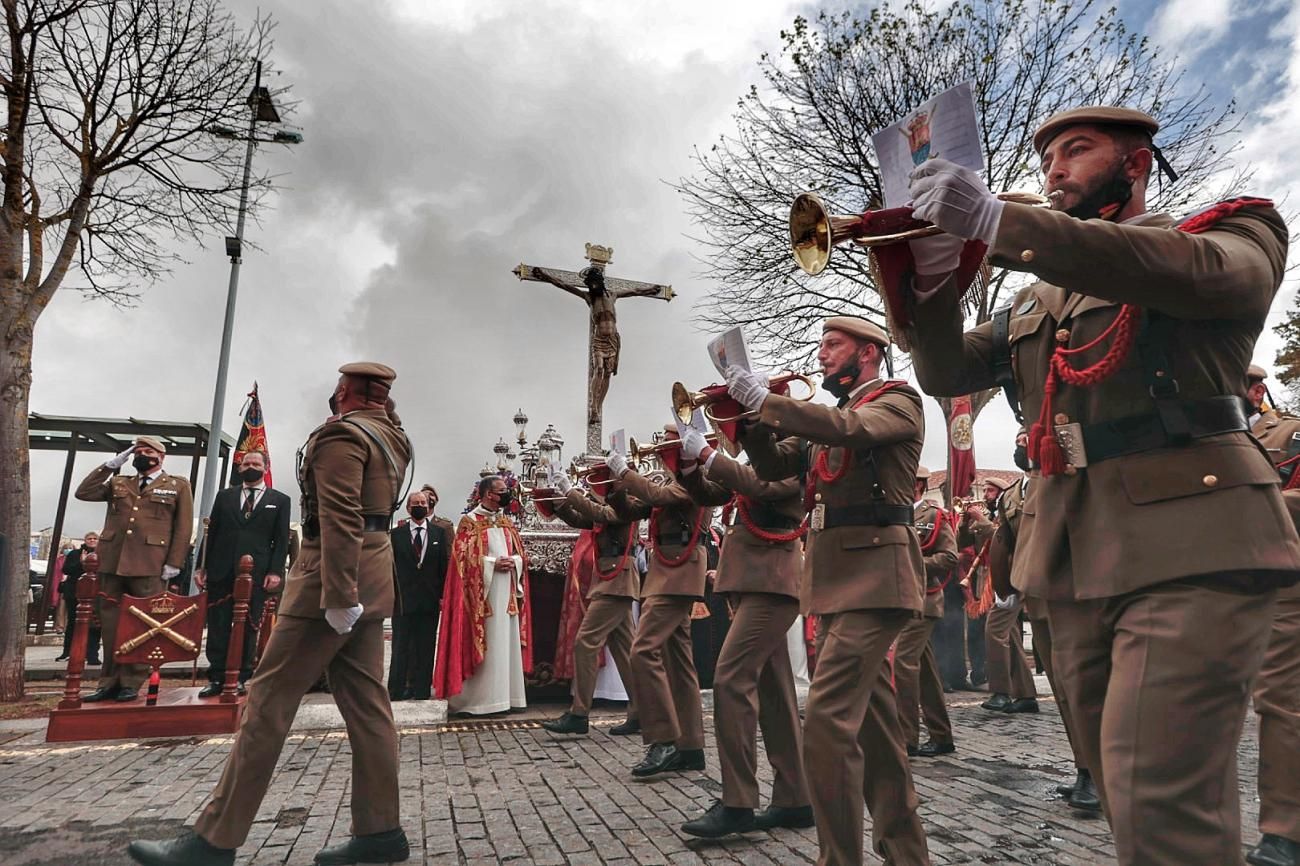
[27,0,1300,542]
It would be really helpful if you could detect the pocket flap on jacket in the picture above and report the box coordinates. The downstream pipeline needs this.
[1008,310,1048,346]
[1120,441,1279,505]
[145,534,168,546]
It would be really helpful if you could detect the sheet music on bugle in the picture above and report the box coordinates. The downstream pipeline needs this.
[707,326,752,377]
[871,81,985,208]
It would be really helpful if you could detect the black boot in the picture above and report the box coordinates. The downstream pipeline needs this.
[609,717,641,736]
[1248,833,1300,866]
[115,687,140,702]
[197,682,223,699]
[82,685,119,703]
[128,832,235,866]
[314,828,410,865]
[916,739,955,757]
[669,747,705,771]
[1003,697,1039,714]
[753,804,815,831]
[541,712,589,735]
[632,742,679,777]
[981,693,1011,711]
[681,801,755,838]
[1068,769,1102,813]
[1056,768,1085,797]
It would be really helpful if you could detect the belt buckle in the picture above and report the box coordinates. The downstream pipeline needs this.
[810,504,826,531]
[1053,422,1089,468]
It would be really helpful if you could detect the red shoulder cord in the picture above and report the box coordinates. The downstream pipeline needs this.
[919,508,953,595]
[592,523,636,581]
[1028,197,1275,476]
[649,506,708,568]
[1278,454,1300,491]
[735,494,808,543]
[806,380,909,510]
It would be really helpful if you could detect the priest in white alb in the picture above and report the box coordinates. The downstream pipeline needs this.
[432,475,532,714]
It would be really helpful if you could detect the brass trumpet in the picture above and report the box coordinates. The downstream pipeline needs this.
[566,462,616,487]
[789,191,1061,276]
[672,372,817,425]
[627,432,720,469]
[519,483,568,504]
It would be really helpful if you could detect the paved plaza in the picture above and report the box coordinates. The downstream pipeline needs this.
[0,685,1269,865]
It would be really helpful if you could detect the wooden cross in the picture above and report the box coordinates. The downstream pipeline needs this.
[514,244,673,456]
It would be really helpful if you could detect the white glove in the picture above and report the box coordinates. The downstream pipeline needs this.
[994,592,1020,610]
[606,452,629,478]
[161,565,181,581]
[679,426,708,462]
[725,366,770,412]
[105,446,135,470]
[908,231,965,276]
[554,472,573,495]
[909,158,1004,245]
[325,603,365,634]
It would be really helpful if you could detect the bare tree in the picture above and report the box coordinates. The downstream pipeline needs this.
[0,0,282,700]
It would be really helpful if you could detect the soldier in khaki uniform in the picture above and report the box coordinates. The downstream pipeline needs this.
[896,465,958,758]
[676,426,813,838]
[1245,365,1300,866]
[606,435,732,778]
[75,435,193,702]
[905,106,1300,865]
[129,363,413,866]
[541,474,642,737]
[725,316,931,866]
[981,476,1039,714]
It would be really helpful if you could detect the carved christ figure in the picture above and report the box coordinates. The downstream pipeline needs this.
[583,266,619,425]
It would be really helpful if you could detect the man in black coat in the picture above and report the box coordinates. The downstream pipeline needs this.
[195,450,290,696]
[388,490,450,700]
[56,532,103,664]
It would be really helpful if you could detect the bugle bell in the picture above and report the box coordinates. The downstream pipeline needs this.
[627,432,720,469]
[672,372,817,426]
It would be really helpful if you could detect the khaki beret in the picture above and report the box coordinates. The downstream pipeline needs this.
[135,435,167,454]
[339,361,397,384]
[1033,106,1159,156]
[1247,364,1268,382]
[823,316,890,347]
[916,465,931,481]
[984,476,1016,491]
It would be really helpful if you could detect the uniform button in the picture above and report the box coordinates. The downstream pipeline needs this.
[1055,328,1070,343]
[726,529,734,536]
[1054,413,1069,425]
[1203,474,1218,487]
[1064,465,1078,476]
[1020,249,1035,262]
[872,537,880,544]
[126,530,133,535]
[132,506,139,512]
[814,493,822,502]
[129,518,135,523]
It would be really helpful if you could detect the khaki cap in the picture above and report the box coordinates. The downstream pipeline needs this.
[916,465,931,481]
[984,476,1016,491]
[1247,364,1268,382]
[339,361,396,384]
[1033,106,1159,156]
[135,435,167,454]
[823,316,890,347]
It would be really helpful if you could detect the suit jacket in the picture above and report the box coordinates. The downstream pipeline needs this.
[75,465,194,577]
[746,379,926,615]
[682,452,804,599]
[916,502,958,619]
[199,485,291,588]
[280,409,412,620]
[618,468,731,598]
[908,202,1300,600]
[554,489,642,599]
[391,519,450,614]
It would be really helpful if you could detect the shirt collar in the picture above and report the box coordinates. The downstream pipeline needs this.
[409,518,428,529]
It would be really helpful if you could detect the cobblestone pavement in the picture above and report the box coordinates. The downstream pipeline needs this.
[0,694,1265,865]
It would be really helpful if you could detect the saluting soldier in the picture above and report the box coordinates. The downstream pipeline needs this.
[676,425,813,839]
[725,316,931,866]
[75,435,193,703]
[129,362,413,866]
[905,106,1300,865]
[1244,365,1300,866]
[896,465,958,758]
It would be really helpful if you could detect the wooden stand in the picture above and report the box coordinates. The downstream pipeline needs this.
[46,555,257,743]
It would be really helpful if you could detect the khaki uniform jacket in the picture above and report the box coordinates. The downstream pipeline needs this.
[281,409,412,620]
[909,202,1300,600]
[745,378,926,615]
[1252,410,1300,600]
[618,468,731,598]
[682,452,804,599]
[916,501,958,618]
[555,489,642,599]
[75,466,194,577]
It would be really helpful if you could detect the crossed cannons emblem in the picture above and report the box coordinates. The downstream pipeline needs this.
[114,591,207,666]
[119,604,201,655]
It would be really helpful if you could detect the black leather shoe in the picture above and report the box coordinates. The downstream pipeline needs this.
[906,744,919,757]
[54,654,69,661]
[1003,698,1040,714]
[609,717,641,736]
[669,748,706,772]
[115,687,140,702]
[82,685,119,703]
[916,740,956,758]
[632,742,679,777]
[314,828,410,865]
[1248,833,1300,866]
[236,682,247,696]
[753,803,815,831]
[682,801,755,838]
[197,682,222,699]
[1068,770,1102,813]
[1056,768,1085,797]
[981,693,1011,711]
[87,657,102,665]
[128,831,235,866]
[541,712,589,735]
[970,671,988,687]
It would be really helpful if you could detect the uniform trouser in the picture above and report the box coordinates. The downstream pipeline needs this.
[387,610,439,698]
[61,592,101,660]
[933,589,967,688]
[97,574,164,690]
[1254,587,1300,841]
[1048,581,1276,866]
[1025,606,1085,770]
[714,592,809,810]
[205,582,269,684]
[985,599,1036,699]
[966,611,987,683]
[630,595,704,750]
[807,608,930,866]
[195,616,400,849]
[894,614,953,747]
[570,595,638,719]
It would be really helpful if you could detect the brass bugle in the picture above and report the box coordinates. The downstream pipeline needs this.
[627,432,720,469]
[566,463,616,487]
[789,190,1062,276]
[672,372,817,426]
[520,484,568,503]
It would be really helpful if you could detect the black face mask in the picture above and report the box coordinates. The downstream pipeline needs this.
[1013,444,1030,472]
[494,491,512,509]
[240,467,264,483]
[410,505,428,520]
[822,359,862,400]
[132,454,157,473]
[328,393,339,415]
[1065,161,1134,221]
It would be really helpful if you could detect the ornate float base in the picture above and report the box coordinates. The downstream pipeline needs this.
[46,688,245,743]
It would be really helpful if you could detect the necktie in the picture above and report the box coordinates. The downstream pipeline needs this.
[243,489,255,517]
[412,526,424,562]
[139,476,149,493]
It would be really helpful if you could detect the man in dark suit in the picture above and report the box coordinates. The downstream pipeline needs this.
[55,532,103,664]
[195,450,290,697]
[388,490,450,700]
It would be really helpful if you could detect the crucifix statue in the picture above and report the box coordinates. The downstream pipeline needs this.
[514,244,674,456]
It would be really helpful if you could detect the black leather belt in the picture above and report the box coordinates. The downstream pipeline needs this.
[749,516,802,532]
[362,514,390,533]
[655,535,702,550]
[822,503,914,529]
[1077,396,1247,465]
